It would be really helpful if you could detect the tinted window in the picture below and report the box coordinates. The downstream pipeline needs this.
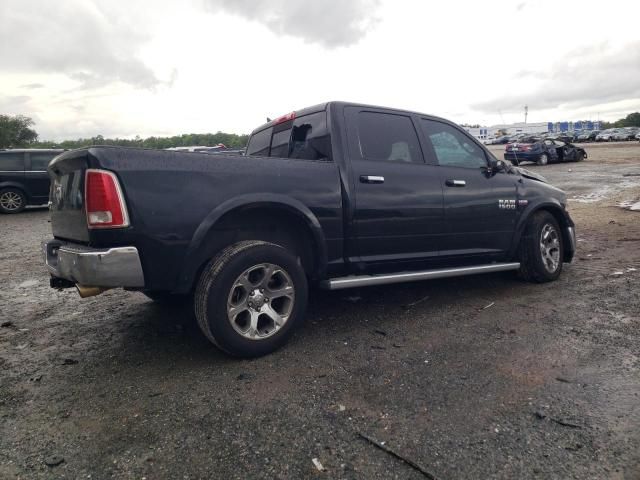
[0,153,25,170]
[421,120,486,168]
[247,112,331,161]
[356,112,422,163]
[289,112,331,160]
[269,122,293,158]
[30,152,57,170]
[246,127,272,156]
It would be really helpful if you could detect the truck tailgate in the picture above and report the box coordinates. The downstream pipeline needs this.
[48,150,90,243]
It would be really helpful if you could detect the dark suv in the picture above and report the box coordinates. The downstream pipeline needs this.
[0,149,64,213]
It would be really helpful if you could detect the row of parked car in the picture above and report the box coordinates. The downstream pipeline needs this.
[485,126,640,145]
[594,127,640,142]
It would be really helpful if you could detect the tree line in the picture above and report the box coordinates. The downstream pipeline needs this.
[0,114,248,150]
[599,112,640,130]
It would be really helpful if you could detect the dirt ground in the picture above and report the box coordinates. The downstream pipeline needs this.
[1,142,640,479]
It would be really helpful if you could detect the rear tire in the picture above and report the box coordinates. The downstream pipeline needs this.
[0,188,27,214]
[575,151,585,162]
[537,153,549,166]
[518,211,563,283]
[194,241,308,358]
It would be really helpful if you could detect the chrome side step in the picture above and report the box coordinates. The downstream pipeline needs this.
[321,263,521,290]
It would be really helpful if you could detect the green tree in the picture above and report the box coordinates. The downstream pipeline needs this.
[614,112,640,127]
[0,114,38,148]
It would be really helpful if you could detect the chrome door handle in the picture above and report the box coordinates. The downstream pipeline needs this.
[360,175,385,184]
[445,179,466,187]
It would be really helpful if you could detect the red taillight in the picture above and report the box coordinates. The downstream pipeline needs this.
[85,169,129,229]
[273,112,296,124]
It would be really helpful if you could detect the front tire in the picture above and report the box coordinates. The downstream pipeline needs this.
[194,241,308,358]
[537,153,549,166]
[518,211,563,283]
[0,188,27,214]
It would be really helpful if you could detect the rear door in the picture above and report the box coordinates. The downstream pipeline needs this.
[26,151,57,203]
[345,107,444,268]
[0,151,26,193]
[419,118,518,261]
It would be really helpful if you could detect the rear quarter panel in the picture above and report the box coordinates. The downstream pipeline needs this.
[86,147,343,291]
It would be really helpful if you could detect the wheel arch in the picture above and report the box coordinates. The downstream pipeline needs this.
[510,201,574,262]
[0,183,30,212]
[0,182,29,198]
[175,194,328,294]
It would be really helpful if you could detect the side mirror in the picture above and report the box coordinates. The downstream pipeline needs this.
[487,158,507,173]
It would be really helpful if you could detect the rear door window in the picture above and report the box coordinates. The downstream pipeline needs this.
[0,153,25,170]
[29,152,58,170]
[353,111,423,163]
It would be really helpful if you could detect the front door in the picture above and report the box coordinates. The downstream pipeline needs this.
[345,107,444,269]
[419,118,519,263]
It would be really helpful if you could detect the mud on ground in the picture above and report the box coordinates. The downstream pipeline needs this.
[1,142,639,479]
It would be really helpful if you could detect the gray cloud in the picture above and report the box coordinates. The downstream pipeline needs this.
[472,42,640,114]
[204,0,381,48]
[0,0,161,89]
[20,83,45,90]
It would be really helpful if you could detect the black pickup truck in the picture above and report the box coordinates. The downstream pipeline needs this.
[43,102,576,357]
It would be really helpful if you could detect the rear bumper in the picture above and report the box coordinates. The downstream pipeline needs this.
[42,239,145,288]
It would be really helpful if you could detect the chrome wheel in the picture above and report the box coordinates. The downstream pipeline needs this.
[227,263,295,340]
[0,191,24,211]
[538,153,548,166]
[539,224,560,273]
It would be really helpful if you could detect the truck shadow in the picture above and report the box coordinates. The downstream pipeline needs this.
[111,270,527,366]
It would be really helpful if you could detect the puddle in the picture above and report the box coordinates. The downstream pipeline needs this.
[618,199,640,211]
[571,179,640,203]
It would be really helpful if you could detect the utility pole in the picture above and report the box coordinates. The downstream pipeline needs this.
[524,105,528,124]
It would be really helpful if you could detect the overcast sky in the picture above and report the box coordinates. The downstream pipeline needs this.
[1,0,639,140]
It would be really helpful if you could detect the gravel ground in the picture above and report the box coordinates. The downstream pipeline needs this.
[1,142,640,479]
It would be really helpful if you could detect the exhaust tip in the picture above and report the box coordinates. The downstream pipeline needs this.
[76,285,109,298]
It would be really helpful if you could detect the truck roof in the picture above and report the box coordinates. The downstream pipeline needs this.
[249,101,458,136]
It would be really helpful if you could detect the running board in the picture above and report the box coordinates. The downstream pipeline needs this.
[321,263,521,290]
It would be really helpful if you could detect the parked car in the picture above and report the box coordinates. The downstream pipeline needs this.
[636,132,640,141]
[42,102,576,357]
[576,130,600,142]
[612,127,639,141]
[497,135,510,144]
[504,138,587,166]
[0,149,64,213]
[596,129,620,141]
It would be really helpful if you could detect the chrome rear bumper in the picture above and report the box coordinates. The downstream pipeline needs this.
[42,240,145,288]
